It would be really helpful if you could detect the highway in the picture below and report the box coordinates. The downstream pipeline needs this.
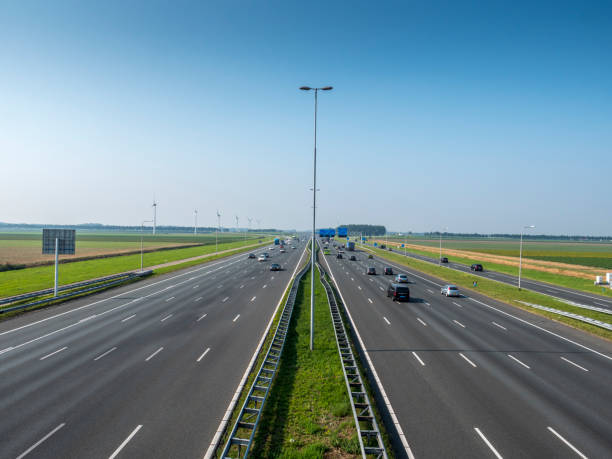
[320,241,612,458]
[0,241,306,459]
[375,243,612,311]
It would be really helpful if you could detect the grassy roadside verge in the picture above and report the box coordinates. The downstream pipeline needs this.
[376,243,611,298]
[250,265,360,457]
[0,238,271,298]
[363,245,612,341]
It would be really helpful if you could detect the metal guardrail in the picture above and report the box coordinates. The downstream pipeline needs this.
[0,271,150,306]
[317,255,388,459]
[220,260,310,458]
[0,271,152,315]
[517,301,612,331]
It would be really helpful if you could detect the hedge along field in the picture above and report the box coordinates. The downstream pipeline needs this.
[384,237,612,270]
[0,231,263,266]
[0,238,270,298]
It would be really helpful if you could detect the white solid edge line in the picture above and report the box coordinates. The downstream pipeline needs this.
[109,425,143,459]
[560,356,589,372]
[40,346,67,360]
[197,347,211,362]
[508,354,530,369]
[459,352,477,368]
[319,246,416,459]
[145,347,164,361]
[412,351,425,366]
[203,244,309,459]
[0,249,256,338]
[383,317,391,325]
[474,427,503,459]
[547,426,588,459]
[233,314,240,322]
[468,297,612,362]
[94,347,117,361]
[197,313,207,322]
[16,423,66,459]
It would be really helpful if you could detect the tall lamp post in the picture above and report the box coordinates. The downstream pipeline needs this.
[300,84,333,351]
[140,220,153,272]
[518,225,535,290]
[439,227,448,265]
[216,210,222,254]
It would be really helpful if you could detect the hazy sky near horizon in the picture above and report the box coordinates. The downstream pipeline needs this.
[1,1,610,235]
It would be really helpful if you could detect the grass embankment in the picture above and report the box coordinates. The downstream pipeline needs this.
[363,245,612,341]
[250,266,360,458]
[0,238,271,298]
[377,242,612,299]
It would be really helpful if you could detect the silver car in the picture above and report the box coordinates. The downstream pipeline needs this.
[441,285,460,297]
[395,274,409,283]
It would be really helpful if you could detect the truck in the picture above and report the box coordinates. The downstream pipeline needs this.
[274,238,280,245]
[346,241,355,251]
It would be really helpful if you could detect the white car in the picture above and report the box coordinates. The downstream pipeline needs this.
[258,255,266,262]
[395,274,409,283]
[280,248,286,253]
[291,246,296,249]
[441,285,460,297]
[269,247,275,250]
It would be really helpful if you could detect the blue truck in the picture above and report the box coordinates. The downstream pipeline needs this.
[274,238,280,245]
[346,241,355,251]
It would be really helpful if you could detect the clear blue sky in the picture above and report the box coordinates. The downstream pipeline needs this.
[1,1,610,235]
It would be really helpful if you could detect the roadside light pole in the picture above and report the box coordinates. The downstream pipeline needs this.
[439,227,448,265]
[300,84,333,351]
[518,225,535,290]
[140,220,153,272]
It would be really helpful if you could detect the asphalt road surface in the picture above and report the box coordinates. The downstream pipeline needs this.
[320,241,612,458]
[377,244,612,311]
[0,241,306,459]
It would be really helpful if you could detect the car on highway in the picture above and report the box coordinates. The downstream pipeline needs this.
[441,285,460,297]
[395,274,408,283]
[383,267,393,275]
[366,267,376,275]
[470,263,483,271]
[349,255,356,261]
[336,253,343,259]
[324,249,331,255]
[258,255,266,262]
[291,246,296,249]
[248,253,256,259]
[280,248,286,253]
[368,254,373,259]
[388,247,393,251]
[380,244,386,249]
[270,263,281,271]
[387,283,410,301]
[440,257,449,263]
[269,247,275,250]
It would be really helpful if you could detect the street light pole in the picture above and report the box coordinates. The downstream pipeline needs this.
[439,227,447,265]
[518,225,535,290]
[301,84,333,351]
[140,220,153,272]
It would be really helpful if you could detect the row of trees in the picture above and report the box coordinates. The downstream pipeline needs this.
[422,232,611,241]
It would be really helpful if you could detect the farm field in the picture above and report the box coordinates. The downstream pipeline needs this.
[0,231,261,266]
[382,237,612,270]
[0,236,271,299]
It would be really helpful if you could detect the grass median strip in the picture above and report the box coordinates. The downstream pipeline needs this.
[364,245,612,341]
[249,266,360,458]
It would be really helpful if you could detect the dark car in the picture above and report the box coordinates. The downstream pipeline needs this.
[388,247,392,251]
[366,267,377,275]
[270,263,281,271]
[336,253,343,259]
[368,254,373,259]
[440,257,449,263]
[383,267,393,275]
[387,283,410,302]
[471,263,484,271]
[248,253,256,259]
[380,244,386,249]
[349,255,356,261]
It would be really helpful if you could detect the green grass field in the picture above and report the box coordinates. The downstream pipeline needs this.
[382,237,612,270]
[0,237,270,298]
[250,266,360,458]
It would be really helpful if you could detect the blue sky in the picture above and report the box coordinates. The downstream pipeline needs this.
[1,1,610,235]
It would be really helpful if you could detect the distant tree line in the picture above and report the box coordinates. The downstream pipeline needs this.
[422,232,611,241]
[0,222,279,234]
[341,224,387,236]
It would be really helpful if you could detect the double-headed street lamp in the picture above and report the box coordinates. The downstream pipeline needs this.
[300,85,333,351]
[518,225,535,290]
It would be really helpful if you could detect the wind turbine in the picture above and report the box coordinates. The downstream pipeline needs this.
[152,196,158,235]
[194,209,198,235]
